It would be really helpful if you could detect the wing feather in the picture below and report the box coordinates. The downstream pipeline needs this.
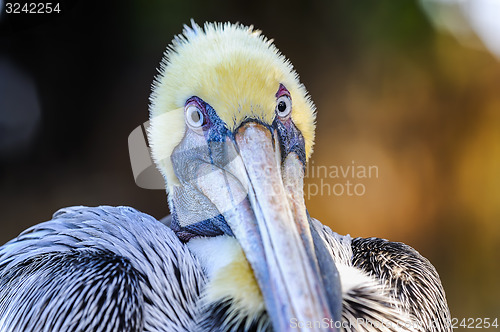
[0,206,206,331]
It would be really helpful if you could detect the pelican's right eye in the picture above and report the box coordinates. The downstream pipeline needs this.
[184,99,207,131]
[186,106,204,128]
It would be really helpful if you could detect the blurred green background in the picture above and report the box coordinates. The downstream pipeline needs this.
[1,0,498,323]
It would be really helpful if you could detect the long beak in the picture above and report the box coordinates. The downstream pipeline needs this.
[197,122,341,331]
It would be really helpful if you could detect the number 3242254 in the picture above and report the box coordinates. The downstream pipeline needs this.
[5,3,61,14]
[450,318,499,329]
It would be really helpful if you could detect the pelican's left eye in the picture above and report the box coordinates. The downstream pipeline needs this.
[276,95,292,118]
[185,104,205,129]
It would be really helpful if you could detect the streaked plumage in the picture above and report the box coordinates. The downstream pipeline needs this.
[0,207,450,331]
[312,218,451,331]
[0,207,205,331]
[0,22,451,332]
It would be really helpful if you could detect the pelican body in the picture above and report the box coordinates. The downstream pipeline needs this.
[0,22,451,332]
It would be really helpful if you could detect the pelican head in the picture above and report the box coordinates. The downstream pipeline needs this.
[148,22,341,331]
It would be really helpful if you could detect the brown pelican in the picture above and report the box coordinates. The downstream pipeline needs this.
[0,22,451,331]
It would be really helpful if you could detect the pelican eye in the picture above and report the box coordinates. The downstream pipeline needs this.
[276,95,292,118]
[185,104,205,129]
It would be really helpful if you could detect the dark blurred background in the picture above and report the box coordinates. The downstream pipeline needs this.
[1,0,499,323]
